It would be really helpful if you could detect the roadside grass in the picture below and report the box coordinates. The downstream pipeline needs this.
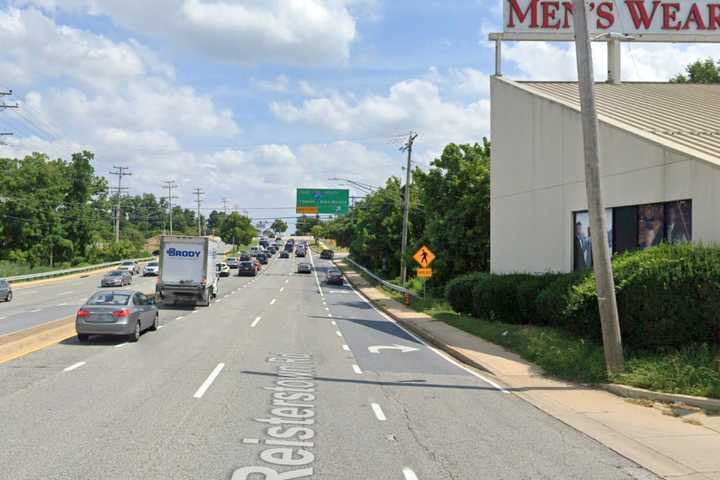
[0,260,89,278]
[337,260,720,398]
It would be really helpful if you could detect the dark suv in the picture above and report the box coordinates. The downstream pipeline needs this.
[325,268,344,286]
[237,261,257,276]
[320,249,334,260]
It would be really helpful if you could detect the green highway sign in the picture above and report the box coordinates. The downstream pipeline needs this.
[296,188,349,216]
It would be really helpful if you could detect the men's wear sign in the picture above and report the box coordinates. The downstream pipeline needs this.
[504,0,720,35]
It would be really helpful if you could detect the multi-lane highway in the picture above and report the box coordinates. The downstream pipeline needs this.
[0,246,654,479]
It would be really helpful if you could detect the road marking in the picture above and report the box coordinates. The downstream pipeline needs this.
[352,364,363,375]
[285,279,289,283]
[216,299,223,303]
[63,361,86,372]
[403,468,419,480]
[336,330,342,337]
[342,344,350,351]
[325,307,329,311]
[192,310,199,314]
[269,298,276,305]
[27,308,42,313]
[175,316,184,320]
[193,363,225,399]
[0,316,5,320]
[328,314,332,318]
[279,287,284,292]
[114,342,128,348]
[371,403,387,421]
[57,303,67,307]
[308,248,323,297]
[344,278,509,394]
[56,291,72,296]
[331,320,336,326]
[158,325,165,329]
[251,316,262,328]
[368,344,418,354]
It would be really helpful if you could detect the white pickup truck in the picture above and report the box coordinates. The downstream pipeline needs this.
[157,236,219,306]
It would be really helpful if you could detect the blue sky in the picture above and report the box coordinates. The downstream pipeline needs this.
[0,1,713,226]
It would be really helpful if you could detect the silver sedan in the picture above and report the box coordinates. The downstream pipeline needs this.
[101,270,132,287]
[76,290,159,342]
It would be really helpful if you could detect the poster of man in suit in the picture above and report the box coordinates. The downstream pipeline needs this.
[573,210,613,272]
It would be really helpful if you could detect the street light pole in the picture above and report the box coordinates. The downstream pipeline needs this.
[572,0,624,373]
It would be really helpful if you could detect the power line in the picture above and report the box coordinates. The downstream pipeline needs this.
[109,166,132,242]
[192,187,205,236]
[1,90,18,143]
[163,180,178,235]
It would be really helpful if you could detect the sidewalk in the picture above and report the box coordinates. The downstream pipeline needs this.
[336,258,720,480]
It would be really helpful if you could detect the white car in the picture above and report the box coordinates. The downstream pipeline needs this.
[119,260,140,275]
[216,262,230,277]
[117,264,135,275]
[143,261,160,276]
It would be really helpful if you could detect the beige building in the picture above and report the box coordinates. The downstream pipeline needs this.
[490,78,720,274]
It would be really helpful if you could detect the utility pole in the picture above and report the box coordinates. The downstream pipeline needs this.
[222,197,229,215]
[109,166,132,243]
[572,0,624,373]
[193,188,205,236]
[163,180,178,236]
[399,132,418,291]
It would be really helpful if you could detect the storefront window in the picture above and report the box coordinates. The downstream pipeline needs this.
[573,200,692,272]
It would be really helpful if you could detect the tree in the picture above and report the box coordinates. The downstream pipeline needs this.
[271,218,288,234]
[207,210,227,235]
[311,225,324,245]
[295,215,322,236]
[671,58,720,84]
[219,212,255,247]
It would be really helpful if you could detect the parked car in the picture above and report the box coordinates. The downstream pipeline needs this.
[226,257,239,269]
[216,262,231,277]
[297,262,312,274]
[119,260,140,275]
[256,252,269,265]
[325,268,344,286]
[237,260,257,276]
[280,250,290,259]
[143,261,160,276]
[0,279,12,302]
[76,290,159,342]
[101,270,132,287]
[320,249,335,260]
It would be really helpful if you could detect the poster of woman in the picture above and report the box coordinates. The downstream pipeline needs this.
[638,204,664,248]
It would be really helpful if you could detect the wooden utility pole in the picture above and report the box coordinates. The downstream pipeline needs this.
[399,132,417,290]
[163,180,178,236]
[193,188,205,236]
[109,166,131,243]
[572,0,624,373]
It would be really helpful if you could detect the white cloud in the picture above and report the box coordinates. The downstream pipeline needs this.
[252,74,290,93]
[17,0,366,66]
[271,75,491,163]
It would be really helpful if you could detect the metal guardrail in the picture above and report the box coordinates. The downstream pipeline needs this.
[6,257,155,284]
[344,256,420,299]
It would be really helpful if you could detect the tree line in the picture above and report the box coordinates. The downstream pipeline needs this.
[319,139,491,289]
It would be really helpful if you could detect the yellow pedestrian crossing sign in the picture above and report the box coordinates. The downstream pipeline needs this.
[413,245,436,268]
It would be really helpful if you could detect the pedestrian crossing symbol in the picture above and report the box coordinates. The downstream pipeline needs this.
[413,245,436,268]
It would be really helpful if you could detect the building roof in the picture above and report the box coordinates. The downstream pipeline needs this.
[516,81,720,164]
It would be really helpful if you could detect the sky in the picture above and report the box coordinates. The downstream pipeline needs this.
[0,0,717,227]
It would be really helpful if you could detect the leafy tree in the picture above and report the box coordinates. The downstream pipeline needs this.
[207,210,227,235]
[219,212,255,246]
[310,225,324,245]
[295,215,322,236]
[671,58,720,83]
[271,218,288,234]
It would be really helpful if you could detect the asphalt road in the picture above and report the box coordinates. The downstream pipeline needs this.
[0,246,657,480]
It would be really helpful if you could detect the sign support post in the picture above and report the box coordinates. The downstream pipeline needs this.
[572,0,624,374]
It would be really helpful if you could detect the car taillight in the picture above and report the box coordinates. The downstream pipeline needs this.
[112,309,131,318]
[77,309,91,318]
[201,276,207,286]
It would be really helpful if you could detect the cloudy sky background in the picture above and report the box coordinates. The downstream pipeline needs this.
[0,0,717,226]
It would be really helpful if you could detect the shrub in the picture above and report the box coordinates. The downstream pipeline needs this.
[446,272,489,315]
[566,244,720,349]
[535,272,587,327]
[472,273,562,324]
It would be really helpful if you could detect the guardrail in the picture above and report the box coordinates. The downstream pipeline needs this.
[6,257,155,284]
[344,256,420,299]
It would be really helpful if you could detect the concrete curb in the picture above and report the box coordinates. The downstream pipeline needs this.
[0,316,76,364]
[602,383,720,413]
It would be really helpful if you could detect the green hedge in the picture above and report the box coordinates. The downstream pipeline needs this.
[446,244,720,350]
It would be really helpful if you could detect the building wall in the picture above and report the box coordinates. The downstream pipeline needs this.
[490,77,719,274]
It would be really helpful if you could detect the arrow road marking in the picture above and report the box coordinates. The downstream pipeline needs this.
[368,344,419,354]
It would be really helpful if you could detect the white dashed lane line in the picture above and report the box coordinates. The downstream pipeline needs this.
[279,287,284,292]
[63,362,86,372]
[251,316,262,328]
[371,403,387,421]
[342,344,350,351]
[331,321,336,326]
[175,316,184,320]
[269,298,277,305]
[193,363,225,399]
[114,342,127,349]
[336,330,342,337]
[403,468,419,480]
[352,364,363,375]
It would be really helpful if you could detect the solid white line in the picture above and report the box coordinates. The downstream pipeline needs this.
[308,248,323,297]
[402,468,419,480]
[352,364,363,374]
[342,344,350,351]
[63,361,86,372]
[371,403,387,421]
[343,275,510,394]
[270,298,277,305]
[336,330,342,337]
[251,316,262,328]
[114,342,128,348]
[175,316,184,320]
[193,363,225,399]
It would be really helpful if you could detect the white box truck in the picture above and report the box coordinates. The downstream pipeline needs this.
[157,236,219,306]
